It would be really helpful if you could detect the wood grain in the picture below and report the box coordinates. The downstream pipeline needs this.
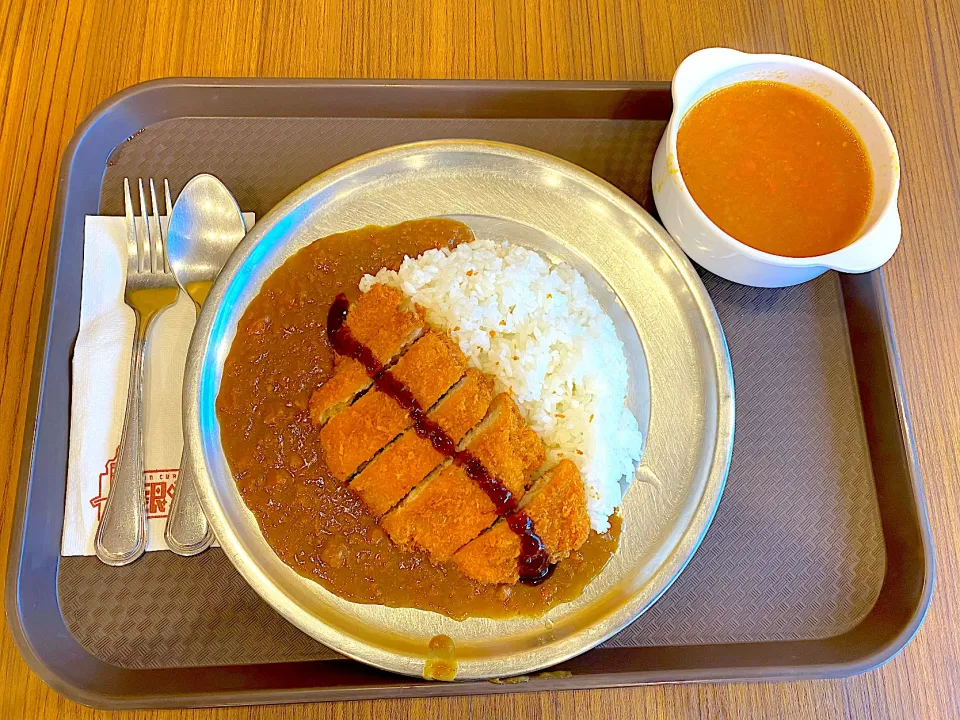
[1,0,958,717]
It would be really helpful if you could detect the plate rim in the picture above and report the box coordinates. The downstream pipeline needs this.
[184,138,735,680]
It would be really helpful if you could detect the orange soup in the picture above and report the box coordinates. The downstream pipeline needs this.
[676,81,873,258]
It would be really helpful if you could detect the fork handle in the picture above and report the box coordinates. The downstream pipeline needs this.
[164,451,214,555]
[95,311,149,565]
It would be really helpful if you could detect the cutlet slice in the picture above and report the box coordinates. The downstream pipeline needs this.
[460,393,545,494]
[309,358,371,427]
[380,463,500,561]
[381,393,543,559]
[319,390,410,480]
[309,285,425,427]
[521,459,591,559]
[428,369,497,440]
[452,459,590,585]
[449,521,517,585]
[351,369,495,517]
[344,284,425,365]
[387,331,469,409]
[319,331,468,480]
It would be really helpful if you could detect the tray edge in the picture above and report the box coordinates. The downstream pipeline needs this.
[4,77,935,710]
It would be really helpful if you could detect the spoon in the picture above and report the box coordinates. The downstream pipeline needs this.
[165,174,246,556]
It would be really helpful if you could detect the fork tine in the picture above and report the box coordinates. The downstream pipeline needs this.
[163,180,173,273]
[138,179,152,273]
[149,179,163,274]
[164,179,173,218]
[124,179,142,273]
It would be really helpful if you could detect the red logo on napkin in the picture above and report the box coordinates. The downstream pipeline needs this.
[89,447,179,520]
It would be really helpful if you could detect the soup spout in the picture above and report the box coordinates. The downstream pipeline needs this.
[823,209,902,274]
[672,48,750,109]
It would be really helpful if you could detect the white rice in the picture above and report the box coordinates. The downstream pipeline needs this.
[360,239,643,532]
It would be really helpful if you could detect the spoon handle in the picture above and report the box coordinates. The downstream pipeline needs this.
[164,449,214,555]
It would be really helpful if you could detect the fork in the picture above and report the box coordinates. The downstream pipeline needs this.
[95,179,180,566]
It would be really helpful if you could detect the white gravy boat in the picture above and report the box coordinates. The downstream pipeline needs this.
[652,48,901,287]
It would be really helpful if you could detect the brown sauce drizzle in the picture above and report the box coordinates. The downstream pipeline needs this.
[328,293,551,583]
[507,512,553,584]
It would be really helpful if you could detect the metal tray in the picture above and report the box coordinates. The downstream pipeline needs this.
[5,79,934,709]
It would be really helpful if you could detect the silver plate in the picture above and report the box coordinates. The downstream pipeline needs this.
[184,140,734,681]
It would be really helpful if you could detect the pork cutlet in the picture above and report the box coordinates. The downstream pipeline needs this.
[309,285,591,585]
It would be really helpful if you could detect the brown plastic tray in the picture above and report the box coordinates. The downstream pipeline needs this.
[5,80,933,709]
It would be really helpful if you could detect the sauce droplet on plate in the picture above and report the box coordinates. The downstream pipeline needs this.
[423,634,458,681]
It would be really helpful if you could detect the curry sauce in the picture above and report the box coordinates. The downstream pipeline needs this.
[216,219,620,620]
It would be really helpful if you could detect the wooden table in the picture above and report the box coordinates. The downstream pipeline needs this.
[2,0,957,717]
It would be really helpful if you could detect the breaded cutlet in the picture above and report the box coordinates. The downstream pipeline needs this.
[521,459,591,558]
[452,459,590,585]
[459,393,545,494]
[386,332,468,409]
[380,462,501,561]
[343,284,425,365]
[319,331,468,480]
[318,390,411,480]
[448,521,518,585]
[381,393,542,559]
[426,369,497,440]
[351,369,495,517]
[309,358,370,427]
